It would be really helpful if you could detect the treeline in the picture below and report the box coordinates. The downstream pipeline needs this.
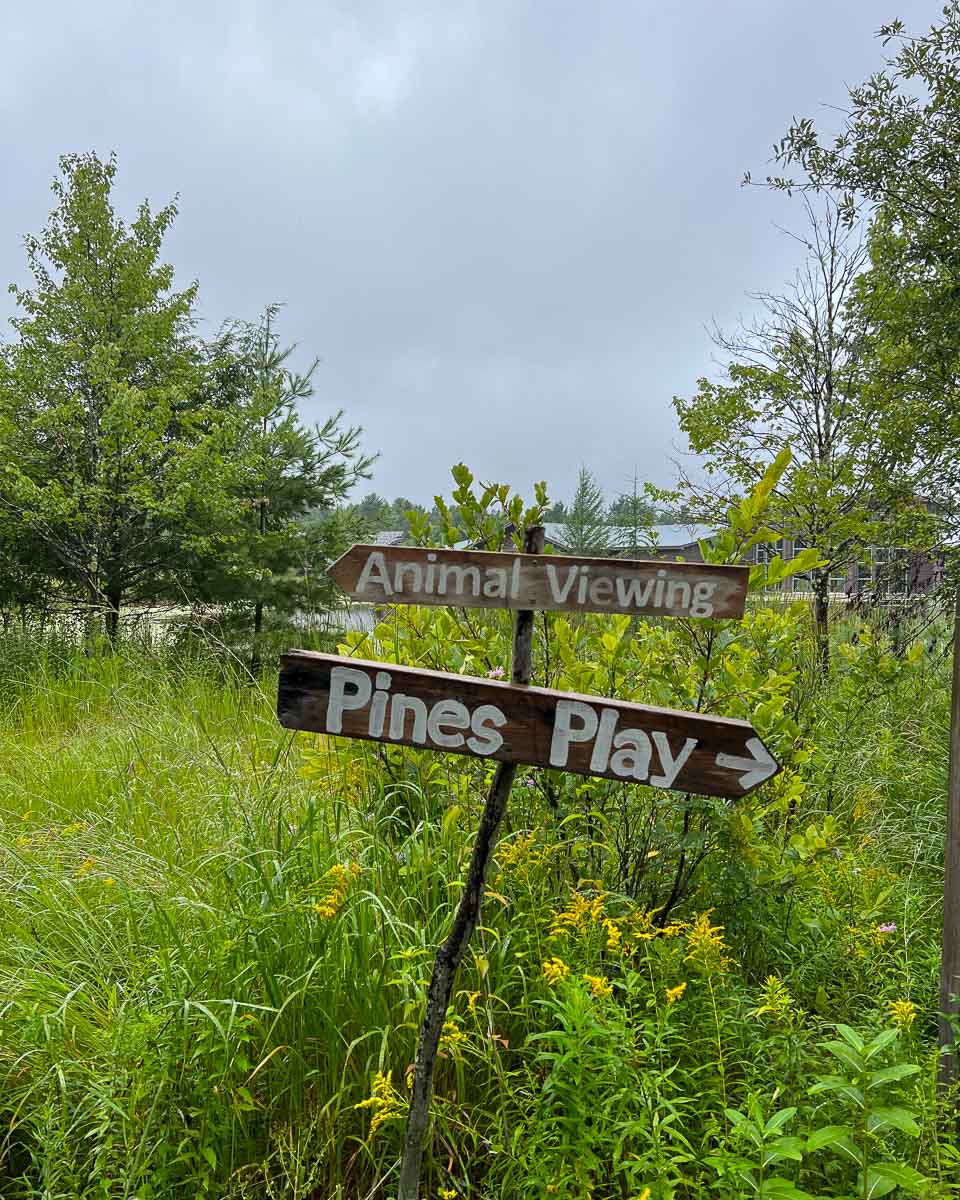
[0,154,373,653]
[345,467,696,549]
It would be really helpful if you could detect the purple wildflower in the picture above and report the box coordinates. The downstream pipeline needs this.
[487,666,505,679]
[877,922,897,934]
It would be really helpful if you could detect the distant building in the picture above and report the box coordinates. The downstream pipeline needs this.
[542,522,715,561]
[745,536,945,597]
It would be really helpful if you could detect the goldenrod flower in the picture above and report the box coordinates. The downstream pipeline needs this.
[752,975,794,1021]
[312,862,359,920]
[438,1189,457,1199]
[439,1020,467,1058]
[542,957,571,985]
[665,981,687,1004]
[683,910,731,974]
[584,973,613,1000]
[889,998,917,1030]
[604,919,622,952]
[102,876,116,887]
[355,1070,405,1140]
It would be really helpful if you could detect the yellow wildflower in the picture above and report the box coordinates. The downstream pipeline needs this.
[312,862,359,920]
[77,857,96,876]
[103,877,116,887]
[466,991,480,1016]
[683,910,731,974]
[604,919,622,953]
[355,1070,405,1140]
[549,890,606,936]
[542,957,571,986]
[438,1189,457,1199]
[631,1190,652,1200]
[665,981,687,1004]
[584,973,613,1000]
[752,975,795,1021]
[889,998,917,1030]
[439,1020,468,1058]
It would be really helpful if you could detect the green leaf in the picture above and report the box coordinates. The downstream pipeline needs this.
[758,1179,815,1200]
[833,1023,866,1052]
[761,1136,805,1166]
[822,1039,865,1074]
[864,1028,900,1060]
[860,1162,927,1197]
[806,1126,862,1165]
[868,1062,921,1087]
[763,1107,798,1136]
[867,1106,920,1136]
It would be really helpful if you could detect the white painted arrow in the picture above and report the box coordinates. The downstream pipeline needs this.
[715,737,778,791]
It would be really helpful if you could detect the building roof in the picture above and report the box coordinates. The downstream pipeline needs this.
[371,529,406,546]
[543,522,715,552]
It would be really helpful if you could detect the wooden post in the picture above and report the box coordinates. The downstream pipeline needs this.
[940,586,960,1090]
[396,525,545,1200]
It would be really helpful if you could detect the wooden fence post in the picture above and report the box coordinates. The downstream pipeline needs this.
[396,525,545,1200]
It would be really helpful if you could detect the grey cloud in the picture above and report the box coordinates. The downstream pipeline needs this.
[0,0,941,505]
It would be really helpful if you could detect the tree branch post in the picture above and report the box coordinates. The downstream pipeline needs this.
[397,524,545,1200]
[939,585,960,1095]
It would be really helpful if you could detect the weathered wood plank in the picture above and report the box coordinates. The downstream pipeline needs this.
[327,543,748,620]
[278,650,779,798]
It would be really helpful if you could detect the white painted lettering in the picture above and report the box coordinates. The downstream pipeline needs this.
[609,728,652,780]
[589,577,614,605]
[614,575,656,608]
[482,569,508,599]
[650,732,698,788]
[356,552,393,596]
[546,564,580,604]
[690,581,717,618]
[394,562,423,593]
[326,666,373,734]
[426,698,470,748]
[438,563,481,597]
[666,580,691,610]
[369,670,392,736]
[467,705,507,755]
[589,707,619,772]
[550,700,599,767]
[389,694,429,743]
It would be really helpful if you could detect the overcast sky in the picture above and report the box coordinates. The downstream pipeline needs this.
[0,1,942,509]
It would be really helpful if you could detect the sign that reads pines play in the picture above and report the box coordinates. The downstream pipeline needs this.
[278,651,779,798]
[328,544,748,621]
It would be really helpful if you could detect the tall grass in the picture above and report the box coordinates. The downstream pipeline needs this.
[0,621,955,1197]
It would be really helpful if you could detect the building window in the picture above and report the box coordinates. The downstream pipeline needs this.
[871,546,908,594]
[754,539,785,588]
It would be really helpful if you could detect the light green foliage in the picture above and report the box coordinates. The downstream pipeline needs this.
[554,465,610,555]
[192,306,373,663]
[0,153,233,637]
[0,460,955,1197]
[672,206,929,673]
[766,4,960,531]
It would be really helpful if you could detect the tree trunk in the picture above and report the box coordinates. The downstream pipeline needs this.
[814,574,830,675]
[104,585,123,644]
[250,599,265,675]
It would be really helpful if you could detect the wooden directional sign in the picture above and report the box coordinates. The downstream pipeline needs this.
[278,651,779,798]
[327,544,749,621]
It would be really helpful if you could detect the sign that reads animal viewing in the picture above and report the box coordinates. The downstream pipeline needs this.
[278,651,779,798]
[328,544,749,620]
